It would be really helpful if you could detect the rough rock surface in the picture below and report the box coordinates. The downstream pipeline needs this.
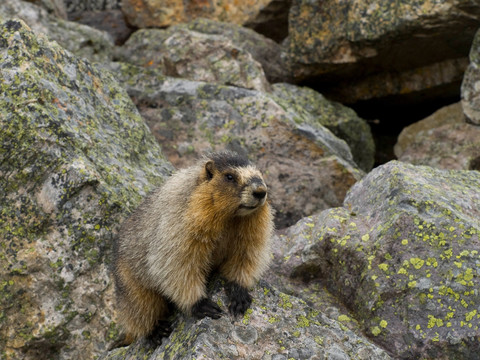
[109,62,364,228]
[30,0,68,19]
[69,10,134,46]
[0,20,172,360]
[116,25,270,92]
[65,0,121,13]
[269,161,480,359]
[395,103,480,170]
[462,28,480,125]
[272,83,374,172]
[0,0,114,64]
[287,0,480,103]
[184,18,290,84]
[121,0,272,29]
[101,280,392,360]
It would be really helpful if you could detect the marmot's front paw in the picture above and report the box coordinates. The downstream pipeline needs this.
[227,282,252,317]
[192,298,223,319]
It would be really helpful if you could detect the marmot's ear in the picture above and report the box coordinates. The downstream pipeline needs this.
[205,160,215,180]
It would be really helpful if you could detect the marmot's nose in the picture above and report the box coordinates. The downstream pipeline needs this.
[253,190,266,199]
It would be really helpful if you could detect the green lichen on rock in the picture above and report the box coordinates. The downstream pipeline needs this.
[0,19,172,360]
[278,161,480,359]
[101,279,391,360]
[272,83,375,171]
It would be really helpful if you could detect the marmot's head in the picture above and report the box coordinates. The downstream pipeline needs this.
[199,151,268,217]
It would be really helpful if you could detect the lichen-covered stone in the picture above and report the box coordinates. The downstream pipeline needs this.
[185,18,290,83]
[395,103,480,170]
[100,280,392,360]
[271,161,480,359]
[121,0,273,29]
[0,0,114,63]
[0,19,172,360]
[116,25,270,92]
[287,0,480,104]
[272,83,375,171]
[462,28,480,125]
[108,61,364,228]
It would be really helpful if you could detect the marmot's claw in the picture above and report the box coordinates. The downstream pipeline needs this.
[227,283,252,317]
[154,320,173,337]
[192,298,223,319]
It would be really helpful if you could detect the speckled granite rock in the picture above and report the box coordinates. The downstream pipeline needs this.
[121,0,272,29]
[0,20,172,360]
[269,161,480,359]
[109,62,364,228]
[0,0,114,63]
[287,0,480,103]
[462,28,480,125]
[395,103,480,170]
[184,18,290,83]
[100,280,392,360]
[272,83,374,172]
[116,25,270,92]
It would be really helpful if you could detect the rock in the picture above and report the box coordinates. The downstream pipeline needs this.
[462,28,480,125]
[116,25,271,92]
[270,161,480,359]
[121,0,273,29]
[0,0,114,64]
[184,18,291,84]
[0,19,172,360]
[68,10,134,45]
[109,62,364,228]
[65,0,121,13]
[100,280,392,360]
[272,83,375,172]
[395,103,480,170]
[30,0,68,19]
[287,0,480,103]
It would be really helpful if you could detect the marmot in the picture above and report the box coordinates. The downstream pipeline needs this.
[113,151,274,343]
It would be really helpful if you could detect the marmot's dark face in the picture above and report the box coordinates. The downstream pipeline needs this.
[202,153,268,217]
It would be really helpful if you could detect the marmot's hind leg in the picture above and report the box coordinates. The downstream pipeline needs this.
[115,262,171,343]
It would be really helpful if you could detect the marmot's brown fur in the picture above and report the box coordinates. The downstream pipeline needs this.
[113,151,274,343]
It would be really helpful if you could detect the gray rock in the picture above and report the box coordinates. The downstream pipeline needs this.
[0,19,172,360]
[100,280,392,360]
[108,62,364,228]
[116,25,271,92]
[185,18,291,83]
[272,83,375,172]
[0,0,114,64]
[462,28,480,125]
[287,0,480,103]
[395,103,480,170]
[270,161,480,359]
[65,0,121,13]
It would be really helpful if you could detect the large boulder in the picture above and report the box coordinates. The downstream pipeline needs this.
[101,280,392,360]
[272,83,375,172]
[0,0,114,64]
[115,25,270,92]
[286,0,480,103]
[0,19,172,360]
[395,103,480,170]
[462,28,480,125]
[115,18,289,86]
[108,62,364,228]
[121,0,272,29]
[270,161,480,359]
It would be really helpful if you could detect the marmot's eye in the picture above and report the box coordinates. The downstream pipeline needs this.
[225,174,235,182]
